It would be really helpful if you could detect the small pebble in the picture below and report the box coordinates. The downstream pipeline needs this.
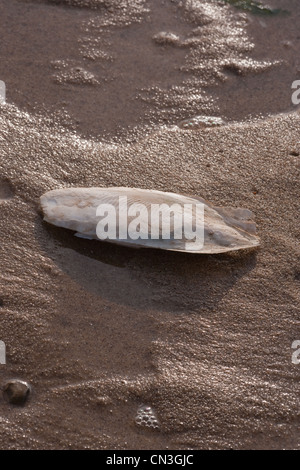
[3,380,31,405]
[153,32,180,46]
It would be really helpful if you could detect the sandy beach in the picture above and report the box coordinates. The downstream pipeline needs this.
[0,0,299,449]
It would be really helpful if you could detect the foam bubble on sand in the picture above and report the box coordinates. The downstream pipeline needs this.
[135,405,160,430]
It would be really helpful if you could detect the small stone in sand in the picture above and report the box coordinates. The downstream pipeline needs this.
[153,32,180,46]
[3,380,31,405]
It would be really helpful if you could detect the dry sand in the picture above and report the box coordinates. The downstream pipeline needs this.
[0,0,299,449]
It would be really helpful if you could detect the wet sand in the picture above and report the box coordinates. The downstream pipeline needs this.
[0,0,299,449]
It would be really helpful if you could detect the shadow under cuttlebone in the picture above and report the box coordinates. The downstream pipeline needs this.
[0,177,15,201]
[38,218,258,313]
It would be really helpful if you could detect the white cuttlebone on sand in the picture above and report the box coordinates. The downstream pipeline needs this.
[40,187,260,254]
